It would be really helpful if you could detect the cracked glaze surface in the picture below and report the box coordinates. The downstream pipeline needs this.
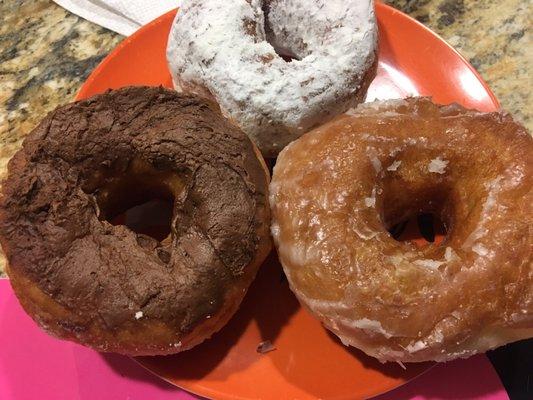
[270,98,532,362]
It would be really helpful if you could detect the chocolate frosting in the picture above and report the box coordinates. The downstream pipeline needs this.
[0,86,269,335]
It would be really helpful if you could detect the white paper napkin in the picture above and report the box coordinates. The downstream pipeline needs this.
[53,0,181,36]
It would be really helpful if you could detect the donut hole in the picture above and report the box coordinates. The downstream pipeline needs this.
[388,213,447,247]
[109,199,174,243]
[264,30,301,62]
[261,3,302,62]
[279,53,298,63]
[88,159,181,243]
[381,184,452,247]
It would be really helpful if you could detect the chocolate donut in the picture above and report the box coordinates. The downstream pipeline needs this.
[0,86,271,355]
[270,97,532,362]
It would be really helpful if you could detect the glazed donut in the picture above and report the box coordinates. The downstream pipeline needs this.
[167,0,378,157]
[0,86,271,355]
[270,97,532,363]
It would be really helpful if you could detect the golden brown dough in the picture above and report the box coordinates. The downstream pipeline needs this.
[270,97,532,362]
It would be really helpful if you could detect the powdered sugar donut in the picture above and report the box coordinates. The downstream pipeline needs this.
[167,0,378,157]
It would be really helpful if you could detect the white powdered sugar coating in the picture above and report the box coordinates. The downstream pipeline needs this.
[134,311,143,320]
[428,157,449,174]
[167,0,378,156]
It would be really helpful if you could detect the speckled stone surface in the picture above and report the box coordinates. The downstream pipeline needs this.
[0,0,530,274]
[384,0,531,129]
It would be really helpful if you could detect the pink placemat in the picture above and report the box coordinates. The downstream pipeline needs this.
[0,279,508,400]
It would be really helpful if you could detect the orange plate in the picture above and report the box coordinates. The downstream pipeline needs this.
[76,3,499,400]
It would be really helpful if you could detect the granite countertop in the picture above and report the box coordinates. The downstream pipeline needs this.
[0,0,530,275]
